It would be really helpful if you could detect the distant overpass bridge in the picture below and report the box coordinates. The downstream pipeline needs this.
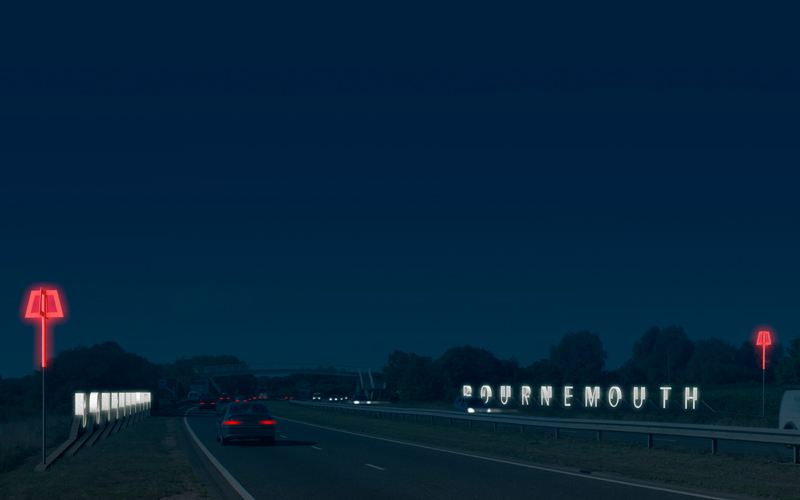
[194,363,385,398]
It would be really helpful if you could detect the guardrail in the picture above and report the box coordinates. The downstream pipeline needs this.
[291,401,800,464]
[35,391,151,472]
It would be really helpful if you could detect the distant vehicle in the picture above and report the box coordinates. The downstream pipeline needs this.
[779,388,800,430]
[257,391,268,400]
[199,396,217,411]
[219,393,231,403]
[312,393,323,401]
[453,396,491,413]
[187,391,200,401]
[351,394,371,405]
[216,402,276,446]
[328,394,343,402]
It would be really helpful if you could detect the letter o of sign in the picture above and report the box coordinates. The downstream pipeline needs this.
[607,386,622,408]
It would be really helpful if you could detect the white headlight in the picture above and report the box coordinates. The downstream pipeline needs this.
[468,408,475,413]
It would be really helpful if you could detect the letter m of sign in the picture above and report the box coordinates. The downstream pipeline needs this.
[584,386,600,407]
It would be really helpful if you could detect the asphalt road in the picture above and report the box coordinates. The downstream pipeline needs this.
[182,406,748,500]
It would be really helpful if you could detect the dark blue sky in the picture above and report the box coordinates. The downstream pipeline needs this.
[1,63,799,378]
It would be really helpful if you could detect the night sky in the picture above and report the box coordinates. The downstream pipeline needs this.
[2,27,799,379]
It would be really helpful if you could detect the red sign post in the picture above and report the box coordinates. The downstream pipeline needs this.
[756,331,772,417]
[24,288,64,467]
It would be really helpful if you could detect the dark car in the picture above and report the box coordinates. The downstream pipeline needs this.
[219,393,231,403]
[199,396,217,411]
[216,402,276,445]
[453,396,491,413]
[350,394,371,405]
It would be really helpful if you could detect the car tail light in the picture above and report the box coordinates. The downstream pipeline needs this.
[200,402,205,405]
[222,420,242,425]
[259,420,276,425]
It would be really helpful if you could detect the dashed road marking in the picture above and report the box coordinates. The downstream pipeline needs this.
[311,445,322,450]
[366,464,385,470]
[279,435,287,438]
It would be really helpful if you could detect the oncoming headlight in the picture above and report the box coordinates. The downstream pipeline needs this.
[468,408,475,413]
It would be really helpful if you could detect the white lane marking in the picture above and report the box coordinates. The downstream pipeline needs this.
[365,464,385,470]
[275,416,737,500]
[279,435,287,438]
[183,409,256,500]
[311,445,322,450]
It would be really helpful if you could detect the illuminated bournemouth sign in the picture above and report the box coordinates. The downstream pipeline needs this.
[462,384,701,410]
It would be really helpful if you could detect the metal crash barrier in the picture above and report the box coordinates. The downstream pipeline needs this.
[35,391,151,472]
[292,400,800,464]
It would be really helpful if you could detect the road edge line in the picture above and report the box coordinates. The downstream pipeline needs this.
[275,415,738,500]
[183,410,257,500]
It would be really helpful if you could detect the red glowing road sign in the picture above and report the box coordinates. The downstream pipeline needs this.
[24,288,64,368]
[756,331,772,370]
[25,289,64,319]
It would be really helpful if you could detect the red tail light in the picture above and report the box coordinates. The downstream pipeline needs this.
[222,420,242,425]
[200,403,205,405]
[259,420,276,425]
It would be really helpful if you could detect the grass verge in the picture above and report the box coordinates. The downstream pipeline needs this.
[273,401,800,500]
[0,413,73,473]
[0,416,207,500]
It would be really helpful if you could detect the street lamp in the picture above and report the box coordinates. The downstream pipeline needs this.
[756,330,772,417]
[23,287,65,467]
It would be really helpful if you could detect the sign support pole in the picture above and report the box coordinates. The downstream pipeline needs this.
[762,345,765,417]
[41,288,47,466]
[756,331,771,418]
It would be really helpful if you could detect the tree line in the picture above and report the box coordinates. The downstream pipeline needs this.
[381,327,800,403]
[1,327,799,417]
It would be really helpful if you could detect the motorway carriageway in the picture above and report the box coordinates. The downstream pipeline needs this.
[180,406,753,500]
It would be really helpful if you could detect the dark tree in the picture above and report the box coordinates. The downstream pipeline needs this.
[47,342,160,413]
[381,350,441,402]
[621,326,694,385]
[777,336,800,386]
[683,337,743,385]
[522,359,563,386]
[435,345,504,400]
[549,330,607,385]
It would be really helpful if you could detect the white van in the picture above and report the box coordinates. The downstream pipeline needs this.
[779,388,800,430]
[187,391,200,401]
